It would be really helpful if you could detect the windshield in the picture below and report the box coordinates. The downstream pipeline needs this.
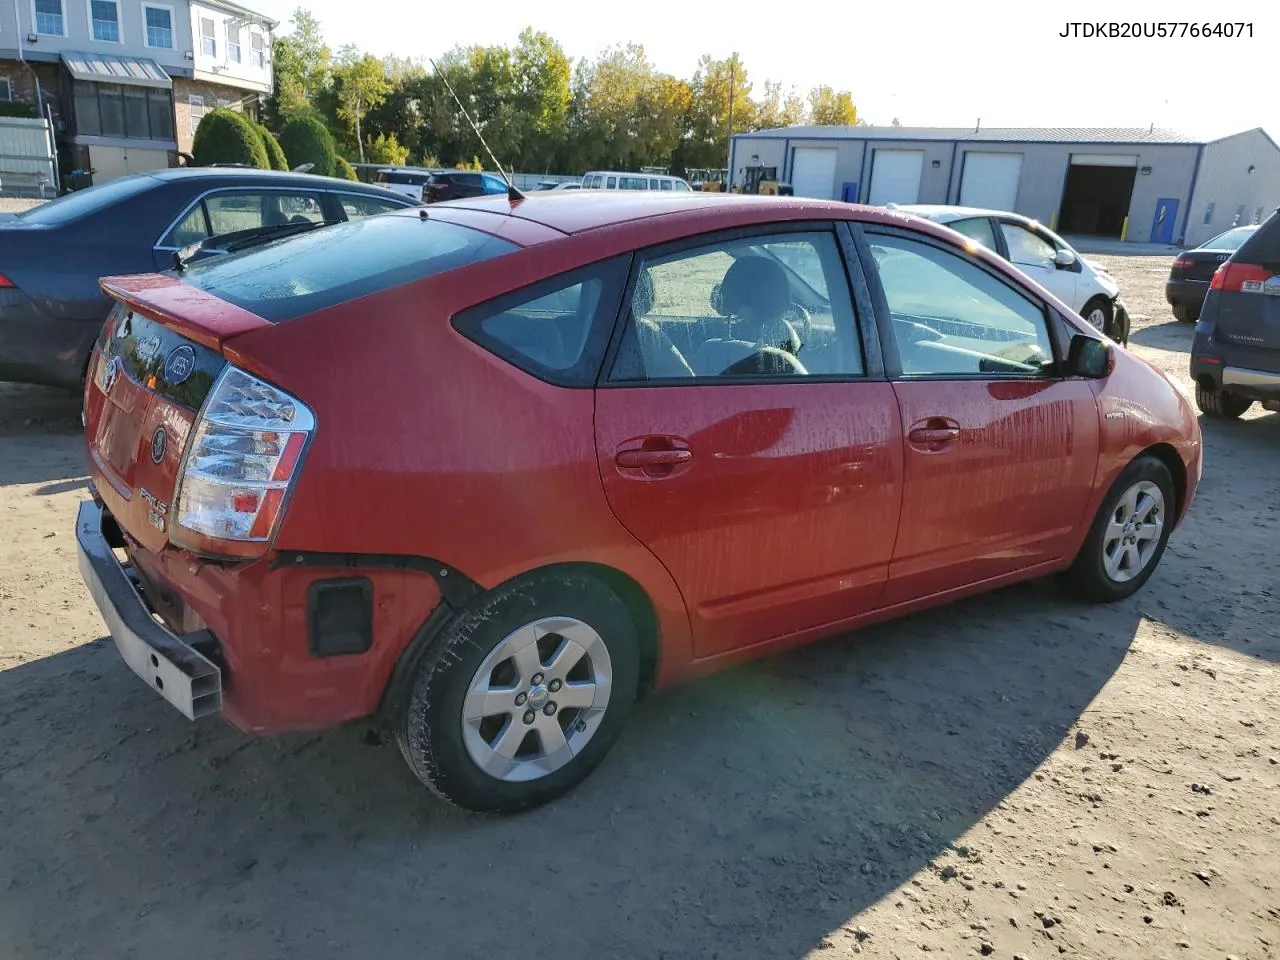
[1200,227,1255,252]
[180,213,517,323]
[15,174,156,225]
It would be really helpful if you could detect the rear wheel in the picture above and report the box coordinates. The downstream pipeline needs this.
[396,570,640,814]
[1195,383,1253,419]
[1065,456,1175,603]
[1172,302,1198,324]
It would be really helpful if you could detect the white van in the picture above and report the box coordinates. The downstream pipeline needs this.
[581,171,693,192]
[372,167,437,202]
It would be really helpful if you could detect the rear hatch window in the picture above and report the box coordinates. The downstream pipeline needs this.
[178,213,517,323]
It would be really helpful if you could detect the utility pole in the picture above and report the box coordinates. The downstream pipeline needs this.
[726,55,736,183]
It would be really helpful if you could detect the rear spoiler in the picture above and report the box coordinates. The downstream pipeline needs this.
[99,273,271,351]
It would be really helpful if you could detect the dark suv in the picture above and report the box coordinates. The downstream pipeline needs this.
[425,171,511,203]
[1190,207,1280,419]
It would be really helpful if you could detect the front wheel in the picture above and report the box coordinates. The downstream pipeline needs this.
[1065,456,1176,603]
[1081,297,1114,338]
[396,570,640,814]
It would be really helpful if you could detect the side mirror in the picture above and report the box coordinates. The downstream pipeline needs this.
[1054,248,1077,268]
[1067,334,1113,378]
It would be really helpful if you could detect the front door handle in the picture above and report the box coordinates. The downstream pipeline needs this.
[615,448,692,468]
[908,426,960,443]
[907,417,961,449]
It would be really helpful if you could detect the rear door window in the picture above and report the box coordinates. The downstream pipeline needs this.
[339,193,410,220]
[159,190,327,248]
[946,216,998,251]
[180,215,517,323]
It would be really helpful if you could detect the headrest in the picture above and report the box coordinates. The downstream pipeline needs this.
[718,255,791,321]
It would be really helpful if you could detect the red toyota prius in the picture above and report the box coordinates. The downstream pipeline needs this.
[77,191,1202,813]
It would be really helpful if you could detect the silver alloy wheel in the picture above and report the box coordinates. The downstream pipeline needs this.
[461,616,613,783]
[1087,306,1107,330]
[1102,480,1165,583]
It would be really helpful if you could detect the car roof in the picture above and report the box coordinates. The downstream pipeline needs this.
[147,167,404,193]
[434,191,872,236]
[894,203,1012,222]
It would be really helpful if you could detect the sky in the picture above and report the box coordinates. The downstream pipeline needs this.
[251,0,1276,141]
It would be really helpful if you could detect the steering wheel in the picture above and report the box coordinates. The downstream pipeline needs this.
[781,303,812,353]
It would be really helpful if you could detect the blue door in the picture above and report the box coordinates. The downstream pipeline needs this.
[1150,198,1179,243]
[842,181,859,203]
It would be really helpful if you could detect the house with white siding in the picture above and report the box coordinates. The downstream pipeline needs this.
[0,0,274,186]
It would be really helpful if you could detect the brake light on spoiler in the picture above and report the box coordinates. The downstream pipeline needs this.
[171,366,315,559]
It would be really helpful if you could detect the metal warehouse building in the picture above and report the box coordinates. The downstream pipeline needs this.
[728,125,1280,246]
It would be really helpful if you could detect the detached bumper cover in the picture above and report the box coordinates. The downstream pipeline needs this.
[76,500,222,720]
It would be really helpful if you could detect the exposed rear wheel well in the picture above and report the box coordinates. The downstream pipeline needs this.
[1139,443,1186,520]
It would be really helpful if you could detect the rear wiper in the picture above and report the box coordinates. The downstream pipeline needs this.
[172,219,341,271]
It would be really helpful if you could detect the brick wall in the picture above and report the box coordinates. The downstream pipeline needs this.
[173,77,263,154]
[0,62,67,128]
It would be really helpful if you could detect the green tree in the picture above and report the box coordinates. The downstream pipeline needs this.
[332,45,392,163]
[686,53,755,170]
[192,109,269,168]
[365,131,409,166]
[267,8,331,127]
[754,81,806,131]
[334,156,358,180]
[511,28,571,172]
[279,114,337,175]
[808,86,858,126]
[255,124,289,170]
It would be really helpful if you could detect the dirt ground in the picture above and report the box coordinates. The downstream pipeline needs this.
[1,251,1277,960]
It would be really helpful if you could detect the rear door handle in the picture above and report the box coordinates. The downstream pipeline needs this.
[615,448,692,468]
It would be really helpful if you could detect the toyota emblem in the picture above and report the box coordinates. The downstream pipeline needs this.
[101,355,123,393]
[150,426,167,463]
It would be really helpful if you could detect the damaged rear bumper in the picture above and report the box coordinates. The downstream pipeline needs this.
[75,499,222,720]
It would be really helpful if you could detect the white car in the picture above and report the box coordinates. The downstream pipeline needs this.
[890,204,1127,343]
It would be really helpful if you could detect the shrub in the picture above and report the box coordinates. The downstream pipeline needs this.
[191,109,269,169]
[0,101,39,119]
[334,156,358,181]
[279,115,336,177]
[365,132,409,167]
[255,125,289,171]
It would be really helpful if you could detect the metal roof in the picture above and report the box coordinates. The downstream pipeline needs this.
[733,125,1204,145]
[60,52,171,89]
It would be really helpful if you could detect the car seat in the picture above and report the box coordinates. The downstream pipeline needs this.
[626,270,695,379]
[693,256,806,376]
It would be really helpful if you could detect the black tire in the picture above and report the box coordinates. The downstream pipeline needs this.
[1064,456,1176,603]
[395,570,640,814]
[1172,302,1198,324]
[1195,382,1252,419]
[1081,296,1113,336]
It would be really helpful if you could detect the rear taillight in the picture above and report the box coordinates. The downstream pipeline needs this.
[1172,254,1193,269]
[1209,261,1273,292]
[170,366,314,558]
[0,273,15,288]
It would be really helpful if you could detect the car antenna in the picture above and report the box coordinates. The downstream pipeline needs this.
[428,56,525,204]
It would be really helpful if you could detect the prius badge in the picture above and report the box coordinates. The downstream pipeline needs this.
[140,487,168,532]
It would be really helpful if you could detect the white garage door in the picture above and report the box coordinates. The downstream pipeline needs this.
[868,149,924,205]
[959,152,1023,211]
[789,147,837,200]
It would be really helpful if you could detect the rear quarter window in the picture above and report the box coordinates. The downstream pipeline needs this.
[453,257,629,387]
[179,214,517,323]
